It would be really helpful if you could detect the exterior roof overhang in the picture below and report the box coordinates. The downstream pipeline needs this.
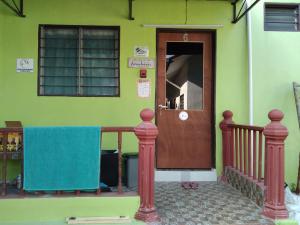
[129,0,261,24]
[128,0,260,23]
[1,0,261,24]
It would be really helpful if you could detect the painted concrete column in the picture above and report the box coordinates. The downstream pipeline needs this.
[263,109,288,219]
[219,110,234,177]
[134,108,160,223]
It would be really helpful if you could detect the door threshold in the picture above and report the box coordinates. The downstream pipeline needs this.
[155,169,217,182]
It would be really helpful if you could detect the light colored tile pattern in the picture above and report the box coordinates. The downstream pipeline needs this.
[153,182,273,225]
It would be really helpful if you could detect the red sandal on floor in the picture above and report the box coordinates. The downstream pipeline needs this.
[190,182,199,189]
[181,182,190,189]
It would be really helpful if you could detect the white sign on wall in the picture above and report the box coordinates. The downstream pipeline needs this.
[16,58,34,72]
[128,58,155,69]
[137,79,151,98]
[134,46,149,57]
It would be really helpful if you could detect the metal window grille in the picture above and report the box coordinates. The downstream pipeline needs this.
[38,25,120,96]
[265,4,299,31]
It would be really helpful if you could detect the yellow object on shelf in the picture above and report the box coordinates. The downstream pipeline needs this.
[0,132,22,152]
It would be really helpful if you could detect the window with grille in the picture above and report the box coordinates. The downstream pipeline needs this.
[38,25,120,96]
[265,4,299,31]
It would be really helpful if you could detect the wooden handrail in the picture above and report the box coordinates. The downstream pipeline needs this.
[101,126,135,194]
[101,127,134,132]
[228,124,264,132]
[220,115,265,180]
[0,128,23,133]
[220,109,289,220]
[0,127,135,134]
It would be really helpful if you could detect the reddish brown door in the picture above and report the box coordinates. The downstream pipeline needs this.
[156,30,214,169]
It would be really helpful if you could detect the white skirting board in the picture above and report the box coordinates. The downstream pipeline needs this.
[155,169,217,182]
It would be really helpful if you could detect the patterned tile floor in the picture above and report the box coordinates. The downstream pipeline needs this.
[151,182,273,225]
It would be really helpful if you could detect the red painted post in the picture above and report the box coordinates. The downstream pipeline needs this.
[262,109,288,219]
[134,108,160,223]
[258,131,263,182]
[235,128,238,169]
[253,131,257,180]
[219,110,234,178]
[243,129,247,175]
[239,128,243,172]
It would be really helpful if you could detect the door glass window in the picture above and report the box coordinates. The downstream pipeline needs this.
[165,42,203,110]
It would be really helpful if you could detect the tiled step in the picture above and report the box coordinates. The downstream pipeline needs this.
[155,169,217,182]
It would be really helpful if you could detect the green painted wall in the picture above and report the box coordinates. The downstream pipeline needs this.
[1,0,300,220]
[251,0,300,185]
[0,8,3,97]
[0,0,249,178]
[0,196,140,223]
[0,0,250,222]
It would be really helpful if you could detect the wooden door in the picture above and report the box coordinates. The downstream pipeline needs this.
[156,31,214,169]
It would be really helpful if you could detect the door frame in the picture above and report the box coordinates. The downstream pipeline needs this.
[155,28,216,169]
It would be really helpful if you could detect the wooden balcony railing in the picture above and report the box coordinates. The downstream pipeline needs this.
[220,109,288,220]
[0,127,23,196]
[0,108,160,223]
[0,127,136,196]
[101,127,135,194]
[227,124,264,182]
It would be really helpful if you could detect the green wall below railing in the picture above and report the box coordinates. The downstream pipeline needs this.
[0,196,140,223]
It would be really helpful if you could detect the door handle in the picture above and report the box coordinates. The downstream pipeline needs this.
[158,104,168,109]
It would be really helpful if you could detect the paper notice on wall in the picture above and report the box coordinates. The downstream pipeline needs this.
[137,79,151,98]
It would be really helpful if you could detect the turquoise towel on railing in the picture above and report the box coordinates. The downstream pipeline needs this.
[23,126,101,191]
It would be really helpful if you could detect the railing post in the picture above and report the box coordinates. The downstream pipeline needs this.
[134,108,160,223]
[262,109,288,219]
[219,110,234,179]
